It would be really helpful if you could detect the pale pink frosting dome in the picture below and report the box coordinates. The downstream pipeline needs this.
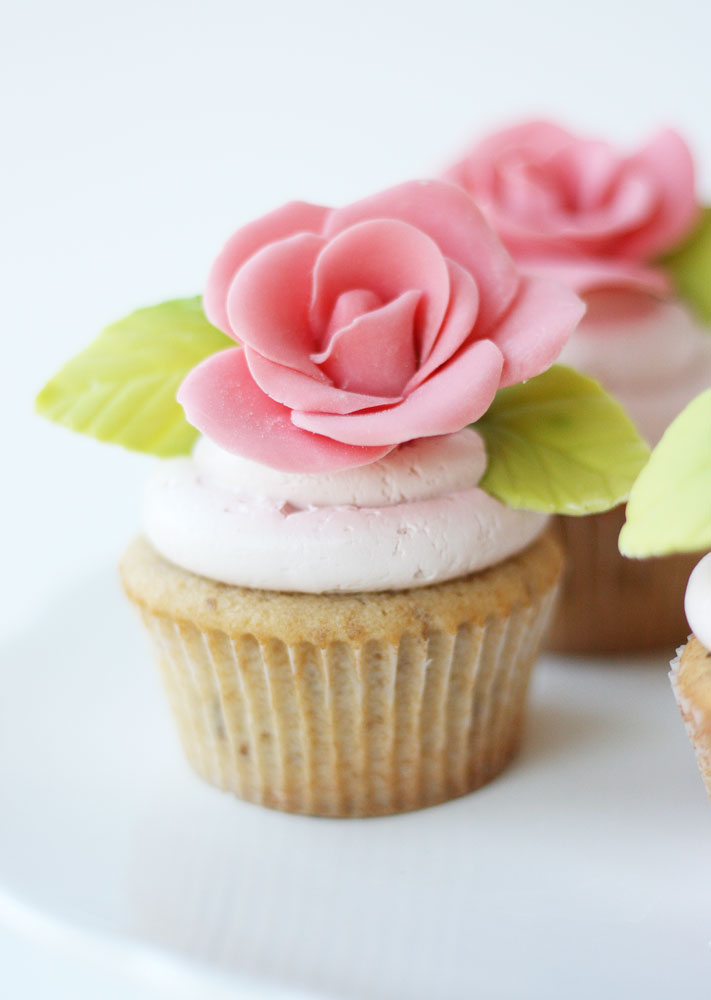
[443,121,699,297]
[686,554,711,651]
[178,180,584,472]
[143,430,549,592]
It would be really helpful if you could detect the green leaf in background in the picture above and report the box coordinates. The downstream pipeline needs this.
[473,365,650,516]
[619,388,711,557]
[660,207,711,324]
[35,297,232,456]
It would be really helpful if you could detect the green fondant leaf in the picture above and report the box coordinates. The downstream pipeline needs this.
[474,365,650,516]
[660,207,711,323]
[36,297,232,456]
[619,388,711,557]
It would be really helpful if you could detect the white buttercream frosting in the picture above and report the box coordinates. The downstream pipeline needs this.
[142,429,548,593]
[559,298,711,446]
[685,554,711,651]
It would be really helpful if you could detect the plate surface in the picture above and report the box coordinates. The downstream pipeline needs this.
[1,571,710,999]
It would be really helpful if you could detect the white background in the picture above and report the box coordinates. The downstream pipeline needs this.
[2,0,710,995]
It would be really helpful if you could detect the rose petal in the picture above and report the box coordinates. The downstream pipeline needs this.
[324,289,382,340]
[518,255,671,297]
[405,259,479,392]
[478,120,573,158]
[579,290,663,326]
[177,347,392,472]
[619,129,699,258]
[246,347,402,415]
[558,169,654,244]
[443,120,572,196]
[548,140,620,212]
[324,180,519,335]
[525,143,655,244]
[444,122,699,269]
[488,275,586,387]
[313,291,420,396]
[204,201,330,334]
[293,339,504,446]
[486,161,654,253]
[310,218,450,361]
[495,159,562,224]
[225,233,326,377]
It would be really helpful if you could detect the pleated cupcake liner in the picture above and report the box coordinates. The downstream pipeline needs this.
[137,585,557,817]
[547,506,701,655]
[670,636,711,798]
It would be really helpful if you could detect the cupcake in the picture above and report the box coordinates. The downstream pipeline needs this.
[673,557,711,796]
[37,180,646,816]
[442,121,711,653]
[620,388,711,794]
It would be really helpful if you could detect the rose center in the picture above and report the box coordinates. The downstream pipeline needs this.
[325,288,383,340]
[310,287,420,398]
[495,156,567,223]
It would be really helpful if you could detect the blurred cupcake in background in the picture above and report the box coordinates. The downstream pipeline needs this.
[677,558,711,796]
[443,121,711,653]
[620,389,711,795]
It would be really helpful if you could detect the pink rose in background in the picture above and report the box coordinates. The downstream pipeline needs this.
[179,180,584,472]
[443,121,699,297]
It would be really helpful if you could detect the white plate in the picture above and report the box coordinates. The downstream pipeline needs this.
[1,570,710,999]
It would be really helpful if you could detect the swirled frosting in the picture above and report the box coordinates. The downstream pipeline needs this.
[142,429,548,593]
[558,296,711,446]
[685,554,711,651]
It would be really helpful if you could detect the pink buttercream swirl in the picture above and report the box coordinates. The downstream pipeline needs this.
[443,121,699,297]
[179,179,584,472]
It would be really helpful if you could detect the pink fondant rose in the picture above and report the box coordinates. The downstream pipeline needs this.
[179,180,584,471]
[443,121,699,297]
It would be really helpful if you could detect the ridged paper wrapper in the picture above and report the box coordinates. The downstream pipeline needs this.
[120,531,562,817]
[671,635,711,797]
[547,506,701,654]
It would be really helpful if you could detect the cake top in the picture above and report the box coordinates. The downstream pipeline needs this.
[443,120,710,321]
[36,178,649,516]
[619,388,711,557]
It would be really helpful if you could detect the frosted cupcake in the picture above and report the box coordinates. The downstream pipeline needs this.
[620,389,711,795]
[676,557,711,795]
[37,180,646,816]
[443,121,710,653]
